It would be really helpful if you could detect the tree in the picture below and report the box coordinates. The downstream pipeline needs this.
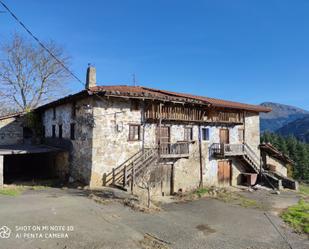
[0,33,71,111]
[136,163,163,208]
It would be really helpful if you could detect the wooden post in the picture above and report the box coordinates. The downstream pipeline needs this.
[123,166,127,187]
[131,162,135,193]
[198,125,203,188]
[103,173,107,186]
[112,168,115,184]
[170,163,174,195]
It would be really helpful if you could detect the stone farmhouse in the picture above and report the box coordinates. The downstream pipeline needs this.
[0,66,276,194]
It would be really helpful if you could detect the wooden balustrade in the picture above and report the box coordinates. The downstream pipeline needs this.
[144,103,243,124]
[211,143,245,157]
[159,142,190,158]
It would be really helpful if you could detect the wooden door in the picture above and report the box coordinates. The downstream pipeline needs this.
[220,129,229,144]
[157,126,170,154]
[218,161,231,185]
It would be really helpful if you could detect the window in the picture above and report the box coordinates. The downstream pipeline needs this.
[184,127,193,141]
[238,128,244,143]
[58,124,63,139]
[70,123,75,140]
[128,124,141,141]
[42,125,45,138]
[52,107,56,120]
[52,125,56,138]
[72,102,76,118]
[202,128,209,141]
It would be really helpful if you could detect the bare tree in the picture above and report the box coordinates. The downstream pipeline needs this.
[136,164,164,208]
[0,33,71,111]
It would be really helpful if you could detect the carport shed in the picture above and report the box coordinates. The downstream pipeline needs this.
[0,144,69,187]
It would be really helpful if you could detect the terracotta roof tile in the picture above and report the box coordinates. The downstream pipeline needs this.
[142,87,271,112]
[89,85,271,113]
[37,85,271,113]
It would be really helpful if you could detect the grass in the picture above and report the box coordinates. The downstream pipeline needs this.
[299,184,309,196]
[0,183,49,197]
[193,188,209,198]
[281,199,309,234]
[0,187,24,196]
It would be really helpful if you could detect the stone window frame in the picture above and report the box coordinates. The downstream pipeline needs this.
[128,124,141,141]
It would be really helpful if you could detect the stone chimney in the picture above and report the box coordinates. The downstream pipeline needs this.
[85,65,96,89]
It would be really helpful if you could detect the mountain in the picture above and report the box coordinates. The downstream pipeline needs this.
[277,116,309,143]
[260,102,309,132]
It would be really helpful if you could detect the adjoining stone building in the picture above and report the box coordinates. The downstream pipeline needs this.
[0,112,68,187]
[33,66,272,194]
[260,143,298,190]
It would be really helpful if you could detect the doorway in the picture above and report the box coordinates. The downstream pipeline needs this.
[218,160,231,185]
[156,126,170,153]
[219,128,229,144]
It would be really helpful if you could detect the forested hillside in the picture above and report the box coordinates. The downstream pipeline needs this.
[277,116,309,143]
[261,132,309,182]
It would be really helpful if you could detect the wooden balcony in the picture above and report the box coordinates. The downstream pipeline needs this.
[206,111,244,124]
[144,103,244,124]
[211,143,245,157]
[159,142,190,159]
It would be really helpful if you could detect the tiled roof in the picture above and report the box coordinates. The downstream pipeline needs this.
[36,85,271,113]
[89,85,271,113]
[141,87,271,112]
[260,143,294,165]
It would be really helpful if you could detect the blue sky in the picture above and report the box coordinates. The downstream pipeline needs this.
[1,0,309,109]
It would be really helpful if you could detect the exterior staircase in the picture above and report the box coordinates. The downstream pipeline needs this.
[211,143,261,173]
[103,148,158,190]
[103,142,190,191]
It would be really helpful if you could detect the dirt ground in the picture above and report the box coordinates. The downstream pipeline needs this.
[0,187,308,249]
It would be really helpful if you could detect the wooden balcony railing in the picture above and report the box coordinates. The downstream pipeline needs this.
[159,142,190,158]
[211,143,245,157]
[206,111,244,123]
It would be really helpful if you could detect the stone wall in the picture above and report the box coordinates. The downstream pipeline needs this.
[42,97,94,184]
[0,116,24,145]
[202,124,244,186]
[91,97,143,186]
[265,155,288,177]
[244,112,260,158]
